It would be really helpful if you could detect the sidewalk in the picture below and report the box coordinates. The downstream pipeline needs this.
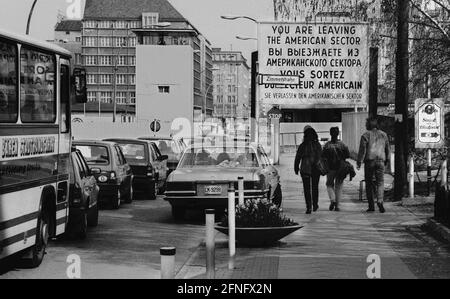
[176,153,450,279]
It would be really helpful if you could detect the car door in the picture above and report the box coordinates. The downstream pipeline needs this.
[151,142,167,182]
[75,151,98,209]
[114,145,130,185]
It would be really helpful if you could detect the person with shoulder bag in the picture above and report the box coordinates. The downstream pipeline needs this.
[322,127,350,212]
[294,126,323,214]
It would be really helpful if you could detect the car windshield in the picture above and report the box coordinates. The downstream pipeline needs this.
[117,143,147,163]
[75,145,110,165]
[178,147,259,168]
[156,140,179,155]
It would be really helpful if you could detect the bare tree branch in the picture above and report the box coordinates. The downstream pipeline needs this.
[409,0,450,40]
[431,0,450,15]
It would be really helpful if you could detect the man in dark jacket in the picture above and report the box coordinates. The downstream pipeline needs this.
[357,117,390,213]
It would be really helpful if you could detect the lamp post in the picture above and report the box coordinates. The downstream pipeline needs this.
[26,0,38,35]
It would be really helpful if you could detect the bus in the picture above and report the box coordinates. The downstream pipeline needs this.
[0,29,87,267]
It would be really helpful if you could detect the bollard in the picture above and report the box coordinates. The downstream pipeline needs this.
[228,183,236,270]
[238,177,244,206]
[390,152,395,174]
[409,156,414,199]
[160,247,176,279]
[427,149,432,196]
[205,209,215,279]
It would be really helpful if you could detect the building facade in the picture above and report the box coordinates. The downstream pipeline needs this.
[80,0,213,123]
[212,48,251,121]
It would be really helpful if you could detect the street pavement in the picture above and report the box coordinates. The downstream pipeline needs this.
[178,153,450,279]
[0,197,206,279]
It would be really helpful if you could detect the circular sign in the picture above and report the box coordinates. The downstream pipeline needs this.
[267,107,282,119]
[150,120,161,133]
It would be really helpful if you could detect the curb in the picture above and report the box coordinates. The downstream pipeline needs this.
[422,218,450,243]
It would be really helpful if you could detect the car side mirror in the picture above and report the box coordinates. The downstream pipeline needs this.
[159,155,169,161]
[90,167,101,174]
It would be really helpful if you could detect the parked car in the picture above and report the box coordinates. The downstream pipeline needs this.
[164,143,272,220]
[104,138,168,200]
[72,140,133,209]
[68,148,99,239]
[138,136,187,175]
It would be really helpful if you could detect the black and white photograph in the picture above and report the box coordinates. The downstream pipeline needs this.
[0,0,450,285]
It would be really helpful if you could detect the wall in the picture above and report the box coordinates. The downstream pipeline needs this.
[136,45,194,136]
[342,111,368,158]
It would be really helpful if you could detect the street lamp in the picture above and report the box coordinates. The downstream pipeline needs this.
[26,0,38,35]
[221,15,258,23]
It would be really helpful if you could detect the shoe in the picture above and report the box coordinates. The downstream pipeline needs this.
[306,210,312,214]
[334,207,340,212]
[377,203,385,213]
[313,206,319,212]
[329,202,335,211]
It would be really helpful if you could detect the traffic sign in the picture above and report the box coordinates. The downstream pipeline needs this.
[259,74,300,86]
[150,120,161,133]
[267,107,282,120]
[415,98,445,149]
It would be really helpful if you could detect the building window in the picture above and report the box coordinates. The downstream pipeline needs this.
[129,21,141,28]
[129,92,136,104]
[116,92,127,104]
[87,91,97,102]
[116,74,127,85]
[228,96,232,103]
[99,56,112,66]
[87,74,96,84]
[129,56,136,66]
[158,86,170,93]
[99,37,112,47]
[142,12,159,28]
[98,21,111,28]
[117,56,126,66]
[84,20,97,28]
[129,74,135,85]
[83,36,96,47]
[100,92,112,103]
[75,36,81,42]
[75,53,82,65]
[99,74,112,84]
[116,37,127,47]
[129,37,136,47]
[85,55,96,65]
[115,21,127,29]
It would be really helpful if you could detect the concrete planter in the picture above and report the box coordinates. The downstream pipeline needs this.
[215,225,303,247]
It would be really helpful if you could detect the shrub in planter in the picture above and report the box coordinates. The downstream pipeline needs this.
[220,198,298,228]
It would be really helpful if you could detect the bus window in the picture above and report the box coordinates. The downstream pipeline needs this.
[20,46,56,123]
[60,64,70,133]
[0,39,18,122]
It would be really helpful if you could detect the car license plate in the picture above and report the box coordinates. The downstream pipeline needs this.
[205,185,222,195]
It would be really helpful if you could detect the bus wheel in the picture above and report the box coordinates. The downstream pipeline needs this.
[21,207,50,268]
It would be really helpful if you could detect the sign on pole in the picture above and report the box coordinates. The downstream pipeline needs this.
[257,22,369,107]
[415,98,445,149]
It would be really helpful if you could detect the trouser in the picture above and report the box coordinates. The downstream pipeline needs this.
[326,170,344,206]
[301,173,320,210]
[364,160,385,208]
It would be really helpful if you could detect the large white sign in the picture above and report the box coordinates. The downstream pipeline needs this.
[258,22,369,107]
[415,98,445,149]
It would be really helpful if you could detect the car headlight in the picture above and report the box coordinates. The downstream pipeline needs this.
[98,175,108,183]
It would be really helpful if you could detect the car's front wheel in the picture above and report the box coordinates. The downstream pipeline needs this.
[171,206,186,220]
[124,177,134,204]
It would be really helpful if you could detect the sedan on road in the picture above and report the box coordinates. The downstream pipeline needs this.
[73,140,133,209]
[104,139,168,200]
[164,144,272,220]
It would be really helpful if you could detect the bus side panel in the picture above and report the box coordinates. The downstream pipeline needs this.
[0,186,43,259]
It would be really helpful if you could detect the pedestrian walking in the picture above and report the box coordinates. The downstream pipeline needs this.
[294,126,322,214]
[322,127,350,212]
[356,117,390,213]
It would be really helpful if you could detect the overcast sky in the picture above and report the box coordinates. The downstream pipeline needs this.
[0,0,275,61]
